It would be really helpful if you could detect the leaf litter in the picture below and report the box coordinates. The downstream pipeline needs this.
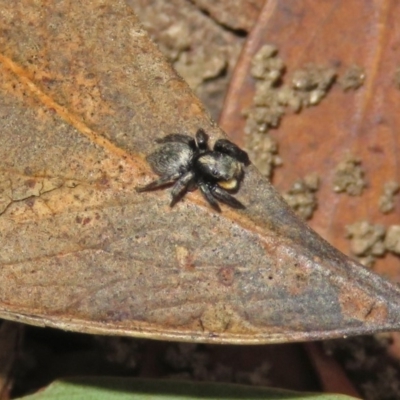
[1,0,400,354]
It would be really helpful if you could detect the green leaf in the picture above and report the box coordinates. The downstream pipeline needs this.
[16,378,359,400]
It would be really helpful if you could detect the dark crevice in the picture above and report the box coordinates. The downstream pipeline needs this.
[187,0,248,38]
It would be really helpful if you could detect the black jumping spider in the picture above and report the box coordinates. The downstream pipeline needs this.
[135,128,250,211]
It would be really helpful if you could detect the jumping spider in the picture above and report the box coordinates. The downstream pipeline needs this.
[135,128,250,211]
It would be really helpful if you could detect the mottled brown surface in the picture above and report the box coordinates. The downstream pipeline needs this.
[128,0,245,121]
[1,0,400,344]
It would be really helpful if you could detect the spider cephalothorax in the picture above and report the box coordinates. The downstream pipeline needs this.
[135,128,250,211]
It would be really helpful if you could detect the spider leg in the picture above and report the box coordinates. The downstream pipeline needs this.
[195,128,209,151]
[214,139,250,165]
[198,182,221,212]
[211,185,245,209]
[170,171,196,207]
[135,173,180,192]
[156,134,196,148]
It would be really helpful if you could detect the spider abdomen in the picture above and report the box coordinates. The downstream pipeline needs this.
[147,142,194,177]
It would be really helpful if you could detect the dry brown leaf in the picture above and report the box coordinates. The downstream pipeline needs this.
[221,0,400,277]
[1,0,400,345]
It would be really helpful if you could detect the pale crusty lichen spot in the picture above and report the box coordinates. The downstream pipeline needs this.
[378,181,399,214]
[244,45,336,179]
[283,174,319,220]
[333,153,366,196]
[345,221,386,267]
